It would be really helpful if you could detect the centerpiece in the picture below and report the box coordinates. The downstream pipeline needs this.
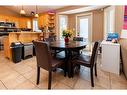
[62,29,73,44]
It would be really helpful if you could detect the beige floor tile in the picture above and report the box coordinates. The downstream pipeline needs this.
[6,61,18,68]
[97,68,110,79]
[111,79,127,89]
[14,80,38,89]
[25,69,58,89]
[30,71,57,89]
[110,73,127,83]
[92,84,106,89]
[23,69,36,79]
[110,73,127,89]
[37,77,58,89]
[0,65,11,73]
[94,75,110,89]
[0,69,19,79]
[0,70,19,80]
[74,78,106,90]
[26,70,48,85]
[53,82,71,89]
[2,75,27,89]
[74,78,92,89]
[0,80,7,89]
[13,63,33,74]
[59,76,78,88]
[22,57,36,66]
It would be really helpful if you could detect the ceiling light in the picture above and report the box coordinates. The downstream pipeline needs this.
[35,5,39,18]
[20,9,26,15]
[35,13,39,18]
[20,5,26,15]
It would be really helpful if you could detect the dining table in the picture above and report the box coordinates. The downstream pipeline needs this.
[49,40,87,78]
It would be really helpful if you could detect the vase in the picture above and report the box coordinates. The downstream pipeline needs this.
[64,37,69,44]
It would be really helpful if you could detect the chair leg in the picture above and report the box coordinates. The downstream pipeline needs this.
[95,63,97,76]
[90,68,94,87]
[71,63,74,78]
[48,71,52,90]
[64,63,66,77]
[36,66,40,85]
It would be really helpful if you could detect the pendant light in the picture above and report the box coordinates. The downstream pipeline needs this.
[35,5,39,18]
[20,5,26,15]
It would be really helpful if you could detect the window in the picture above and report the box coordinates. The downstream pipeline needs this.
[33,18,41,32]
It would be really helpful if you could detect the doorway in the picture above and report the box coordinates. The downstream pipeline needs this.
[76,14,92,50]
[76,14,92,43]
[58,15,68,40]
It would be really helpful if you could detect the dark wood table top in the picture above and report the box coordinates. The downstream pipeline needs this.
[49,40,87,50]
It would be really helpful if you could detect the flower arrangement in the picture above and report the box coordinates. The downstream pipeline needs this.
[62,29,73,38]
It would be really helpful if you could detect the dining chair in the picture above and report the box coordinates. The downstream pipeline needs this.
[73,37,84,41]
[44,37,64,58]
[71,41,99,87]
[33,41,66,89]
[72,37,84,56]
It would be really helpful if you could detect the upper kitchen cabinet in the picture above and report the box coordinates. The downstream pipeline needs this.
[18,17,32,29]
[0,14,19,27]
[0,14,32,29]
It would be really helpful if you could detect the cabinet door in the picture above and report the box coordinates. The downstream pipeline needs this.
[101,44,120,74]
[19,18,31,28]
[19,18,26,28]
[38,15,43,28]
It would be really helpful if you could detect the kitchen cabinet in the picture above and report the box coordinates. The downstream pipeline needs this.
[101,40,120,74]
[18,18,32,29]
[38,13,55,32]
[0,14,32,29]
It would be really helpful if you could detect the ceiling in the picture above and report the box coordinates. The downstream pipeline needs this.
[3,5,108,16]
[58,5,107,14]
[4,6,68,16]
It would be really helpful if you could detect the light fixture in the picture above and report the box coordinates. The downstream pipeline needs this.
[35,5,39,18]
[20,5,26,15]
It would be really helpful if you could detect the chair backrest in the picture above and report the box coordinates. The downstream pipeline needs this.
[45,35,56,42]
[33,41,51,71]
[73,37,84,41]
[90,41,99,67]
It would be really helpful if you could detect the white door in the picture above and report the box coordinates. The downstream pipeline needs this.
[59,15,68,40]
[77,15,92,43]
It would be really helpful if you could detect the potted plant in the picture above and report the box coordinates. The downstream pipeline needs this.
[62,29,73,44]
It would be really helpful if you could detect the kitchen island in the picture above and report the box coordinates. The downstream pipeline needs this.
[3,32,43,60]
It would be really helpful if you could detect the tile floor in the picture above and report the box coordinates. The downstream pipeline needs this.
[0,50,127,89]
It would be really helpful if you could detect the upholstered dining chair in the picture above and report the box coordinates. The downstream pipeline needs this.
[33,41,66,89]
[71,41,99,87]
[73,37,84,41]
[44,37,64,58]
[72,37,84,56]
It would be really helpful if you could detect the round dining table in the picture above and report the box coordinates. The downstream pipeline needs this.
[49,40,87,78]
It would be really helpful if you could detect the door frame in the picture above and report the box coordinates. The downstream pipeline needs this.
[76,13,93,43]
[104,6,115,40]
